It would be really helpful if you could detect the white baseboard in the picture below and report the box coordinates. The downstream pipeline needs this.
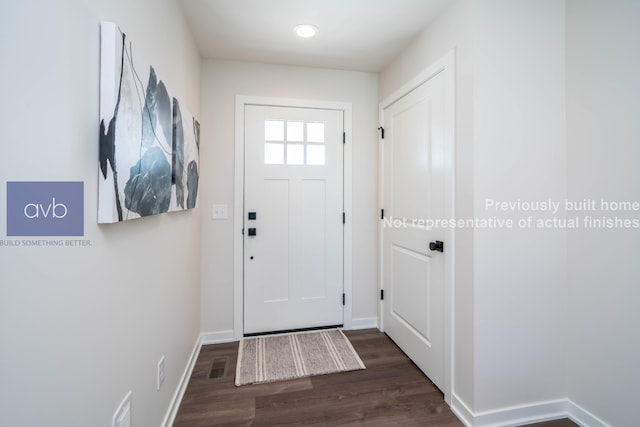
[201,330,236,345]
[449,395,610,427]
[567,401,609,427]
[451,392,474,427]
[473,399,568,427]
[350,317,379,330]
[161,335,202,427]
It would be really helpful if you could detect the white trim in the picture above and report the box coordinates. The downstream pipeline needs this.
[350,317,379,330]
[450,397,610,427]
[378,50,456,405]
[376,90,385,336]
[450,393,474,427]
[473,399,569,427]
[343,106,353,331]
[568,401,610,427]
[442,49,456,408]
[200,330,236,345]
[379,52,452,109]
[233,97,245,340]
[234,95,354,339]
[161,335,202,427]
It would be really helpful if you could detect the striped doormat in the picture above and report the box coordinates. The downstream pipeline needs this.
[235,328,366,386]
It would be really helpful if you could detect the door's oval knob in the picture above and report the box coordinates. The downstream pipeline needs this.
[429,240,444,252]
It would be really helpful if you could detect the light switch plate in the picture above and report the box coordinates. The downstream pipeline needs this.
[212,204,228,220]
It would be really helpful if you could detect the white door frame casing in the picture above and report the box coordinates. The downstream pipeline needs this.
[378,50,455,404]
[234,96,353,340]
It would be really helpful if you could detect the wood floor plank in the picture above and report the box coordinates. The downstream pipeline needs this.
[523,420,579,427]
[174,329,576,427]
[175,398,255,426]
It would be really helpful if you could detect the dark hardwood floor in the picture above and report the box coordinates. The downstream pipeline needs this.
[524,421,577,427]
[174,329,577,426]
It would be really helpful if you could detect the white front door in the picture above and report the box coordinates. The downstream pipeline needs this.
[244,105,344,335]
[381,69,452,392]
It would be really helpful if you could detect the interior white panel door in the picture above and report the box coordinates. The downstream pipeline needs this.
[244,105,344,334]
[382,70,450,391]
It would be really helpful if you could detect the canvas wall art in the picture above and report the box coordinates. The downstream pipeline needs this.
[170,99,200,212]
[98,22,199,223]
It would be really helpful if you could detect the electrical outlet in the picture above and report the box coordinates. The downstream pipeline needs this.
[157,356,165,390]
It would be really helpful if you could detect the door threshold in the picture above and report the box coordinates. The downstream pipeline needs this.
[243,324,343,338]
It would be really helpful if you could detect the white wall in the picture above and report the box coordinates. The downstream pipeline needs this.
[199,60,378,336]
[381,0,570,419]
[473,0,568,413]
[0,1,201,426]
[566,1,640,425]
[379,0,476,410]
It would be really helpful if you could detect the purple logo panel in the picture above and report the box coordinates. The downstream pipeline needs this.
[7,182,84,236]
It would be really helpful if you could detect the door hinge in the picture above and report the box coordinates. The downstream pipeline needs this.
[381,208,384,219]
[342,212,346,224]
[380,289,384,300]
[242,228,244,235]
[342,293,345,306]
[378,126,385,139]
[343,132,346,144]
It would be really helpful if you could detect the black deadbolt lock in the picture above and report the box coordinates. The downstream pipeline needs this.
[248,212,257,220]
[429,240,444,252]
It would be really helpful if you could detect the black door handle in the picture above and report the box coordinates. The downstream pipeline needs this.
[248,228,257,236]
[429,240,444,252]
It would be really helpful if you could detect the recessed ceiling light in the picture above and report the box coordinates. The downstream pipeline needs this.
[293,24,318,38]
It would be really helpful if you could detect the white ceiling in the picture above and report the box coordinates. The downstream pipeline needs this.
[179,0,450,72]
